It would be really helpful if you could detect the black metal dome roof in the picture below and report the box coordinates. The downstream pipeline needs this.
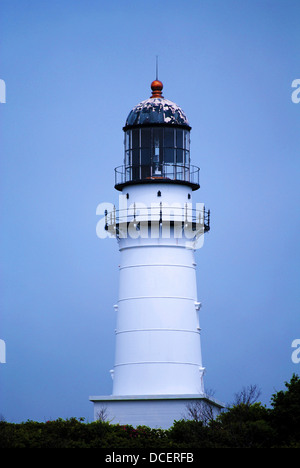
[124,80,190,129]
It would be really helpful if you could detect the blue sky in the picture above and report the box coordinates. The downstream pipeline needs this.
[1,0,299,422]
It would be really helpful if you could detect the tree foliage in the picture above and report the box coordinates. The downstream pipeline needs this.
[0,374,299,448]
[270,373,300,446]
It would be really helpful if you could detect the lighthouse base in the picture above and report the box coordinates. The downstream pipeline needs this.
[89,394,224,429]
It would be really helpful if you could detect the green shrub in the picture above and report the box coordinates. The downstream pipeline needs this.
[0,374,299,448]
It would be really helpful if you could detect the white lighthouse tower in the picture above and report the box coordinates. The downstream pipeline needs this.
[90,79,223,428]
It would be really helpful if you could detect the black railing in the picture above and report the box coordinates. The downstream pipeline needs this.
[114,163,200,189]
[104,204,210,237]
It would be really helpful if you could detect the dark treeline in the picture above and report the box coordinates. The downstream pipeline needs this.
[1,374,299,448]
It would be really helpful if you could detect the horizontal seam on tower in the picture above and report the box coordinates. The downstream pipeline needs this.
[114,361,202,367]
[118,296,196,302]
[119,245,193,251]
[115,328,200,335]
[119,264,195,270]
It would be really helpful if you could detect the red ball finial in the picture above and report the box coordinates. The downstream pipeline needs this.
[150,80,163,98]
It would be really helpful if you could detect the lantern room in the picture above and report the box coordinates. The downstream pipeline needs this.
[114,80,200,191]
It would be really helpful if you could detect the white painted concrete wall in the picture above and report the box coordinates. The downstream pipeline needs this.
[91,395,223,429]
[111,183,205,396]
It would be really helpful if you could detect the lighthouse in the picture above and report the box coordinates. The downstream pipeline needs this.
[90,78,223,428]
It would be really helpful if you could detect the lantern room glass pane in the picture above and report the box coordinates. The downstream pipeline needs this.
[125,150,130,166]
[132,148,139,166]
[132,129,139,149]
[164,148,175,163]
[176,129,183,149]
[176,148,184,163]
[153,127,163,145]
[125,131,130,151]
[153,128,163,163]
[141,164,151,179]
[132,166,139,181]
[185,150,190,165]
[184,130,190,151]
[141,128,151,148]
[141,148,151,165]
[164,127,174,148]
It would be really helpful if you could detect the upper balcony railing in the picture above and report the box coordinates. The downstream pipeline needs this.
[114,163,200,190]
